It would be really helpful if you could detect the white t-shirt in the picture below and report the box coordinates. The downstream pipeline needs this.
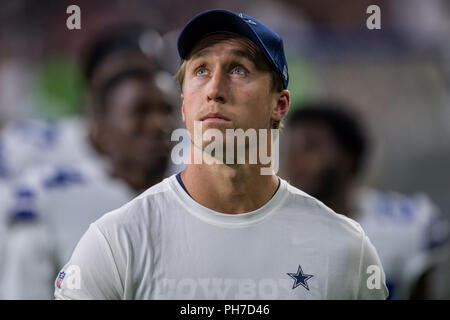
[0,156,135,299]
[354,188,450,299]
[55,175,388,300]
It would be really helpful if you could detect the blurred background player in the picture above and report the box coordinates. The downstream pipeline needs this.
[283,101,450,299]
[0,27,177,299]
[0,0,449,299]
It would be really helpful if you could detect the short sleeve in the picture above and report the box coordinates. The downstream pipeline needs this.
[357,234,389,300]
[54,223,124,300]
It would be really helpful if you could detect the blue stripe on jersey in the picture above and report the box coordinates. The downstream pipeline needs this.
[10,210,37,221]
[375,193,419,223]
[10,119,59,150]
[9,186,38,223]
[42,166,84,189]
[176,172,191,197]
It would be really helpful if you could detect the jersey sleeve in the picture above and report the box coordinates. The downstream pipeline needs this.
[54,223,124,300]
[406,198,450,282]
[357,234,389,299]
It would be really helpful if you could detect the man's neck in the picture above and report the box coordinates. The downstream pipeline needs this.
[181,162,279,214]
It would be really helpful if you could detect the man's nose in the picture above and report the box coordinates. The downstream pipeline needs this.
[206,68,227,104]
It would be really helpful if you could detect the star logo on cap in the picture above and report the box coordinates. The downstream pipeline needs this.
[239,13,257,25]
[283,65,288,80]
[287,265,314,291]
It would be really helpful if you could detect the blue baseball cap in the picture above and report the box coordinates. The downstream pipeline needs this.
[177,9,289,89]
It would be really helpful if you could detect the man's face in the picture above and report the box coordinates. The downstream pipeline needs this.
[181,37,282,148]
[99,76,174,181]
[286,121,349,199]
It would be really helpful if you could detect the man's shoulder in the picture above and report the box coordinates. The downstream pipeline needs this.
[283,180,366,241]
[135,175,174,201]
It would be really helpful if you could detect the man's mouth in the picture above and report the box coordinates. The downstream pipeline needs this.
[200,112,231,123]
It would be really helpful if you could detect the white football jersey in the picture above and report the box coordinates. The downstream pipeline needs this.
[0,117,90,182]
[0,181,9,294]
[354,188,449,299]
[55,175,388,300]
[0,141,8,180]
[0,118,60,181]
[0,154,135,299]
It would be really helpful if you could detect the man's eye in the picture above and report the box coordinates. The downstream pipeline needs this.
[195,67,208,76]
[232,66,247,75]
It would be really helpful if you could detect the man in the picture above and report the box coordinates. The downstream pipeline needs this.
[55,9,388,300]
[0,29,176,299]
[285,101,449,299]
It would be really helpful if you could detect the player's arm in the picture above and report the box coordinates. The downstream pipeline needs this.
[408,199,450,300]
[0,180,57,299]
[357,234,389,300]
[1,222,56,299]
[54,223,124,300]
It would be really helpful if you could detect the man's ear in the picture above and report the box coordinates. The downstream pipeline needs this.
[272,90,290,121]
[181,93,186,123]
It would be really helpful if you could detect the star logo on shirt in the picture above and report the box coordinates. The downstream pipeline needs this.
[287,265,314,291]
